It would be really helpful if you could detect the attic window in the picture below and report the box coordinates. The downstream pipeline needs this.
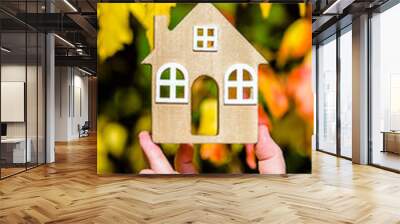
[193,25,218,51]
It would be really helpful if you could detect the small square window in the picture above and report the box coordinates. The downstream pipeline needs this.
[193,25,218,51]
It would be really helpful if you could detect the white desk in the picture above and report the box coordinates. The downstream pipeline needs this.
[1,138,31,163]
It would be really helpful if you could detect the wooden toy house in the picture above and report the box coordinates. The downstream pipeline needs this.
[142,3,268,143]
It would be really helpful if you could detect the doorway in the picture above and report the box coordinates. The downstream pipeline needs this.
[191,76,219,136]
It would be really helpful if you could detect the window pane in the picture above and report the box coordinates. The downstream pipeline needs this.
[207,29,214,36]
[207,41,214,48]
[229,71,237,81]
[318,36,337,154]
[1,31,28,177]
[371,4,400,171]
[160,86,170,98]
[243,87,252,100]
[228,87,237,99]
[176,69,184,80]
[340,29,352,158]
[197,41,203,48]
[243,70,251,81]
[197,28,203,36]
[160,68,170,80]
[176,86,184,98]
[27,31,38,169]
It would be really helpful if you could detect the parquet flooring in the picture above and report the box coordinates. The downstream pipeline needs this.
[1,167,26,178]
[0,135,399,223]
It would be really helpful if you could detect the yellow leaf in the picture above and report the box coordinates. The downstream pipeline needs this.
[103,122,128,157]
[198,98,218,135]
[129,3,176,49]
[260,3,272,18]
[98,3,175,62]
[299,3,306,17]
[277,19,311,67]
[98,3,133,62]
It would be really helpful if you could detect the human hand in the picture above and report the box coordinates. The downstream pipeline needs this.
[138,124,285,174]
[138,132,197,174]
[247,125,286,174]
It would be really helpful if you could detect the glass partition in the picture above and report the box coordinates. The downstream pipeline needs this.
[27,30,38,169]
[339,27,352,158]
[1,30,28,177]
[317,35,337,154]
[38,32,45,165]
[0,1,46,179]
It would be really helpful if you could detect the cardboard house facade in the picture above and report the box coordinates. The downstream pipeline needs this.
[142,3,268,143]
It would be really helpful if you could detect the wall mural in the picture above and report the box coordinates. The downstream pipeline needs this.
[97,3,313,174]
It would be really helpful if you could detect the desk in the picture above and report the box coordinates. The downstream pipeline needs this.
[382,131,400,154]
[1,138,31,163]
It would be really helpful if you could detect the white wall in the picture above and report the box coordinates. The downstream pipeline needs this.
[55,67,89,141]
[1,65,26,139]
[1,63,46,164]
[55,66,69,141]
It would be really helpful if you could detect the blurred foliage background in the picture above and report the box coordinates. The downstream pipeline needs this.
[97,3,313,174]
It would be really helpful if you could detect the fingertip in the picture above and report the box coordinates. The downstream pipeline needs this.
[175,144,197,174]
[177,144,194,161]
[138,131,150,140]
[139,131,155,148]
[181,144,194,151]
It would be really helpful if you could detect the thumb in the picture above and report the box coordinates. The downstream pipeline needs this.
[256,125,286,174]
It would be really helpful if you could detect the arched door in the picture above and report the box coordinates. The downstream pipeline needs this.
[191,76,219,136]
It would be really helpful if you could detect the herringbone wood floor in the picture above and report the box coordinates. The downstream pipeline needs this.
[0,135,399,224]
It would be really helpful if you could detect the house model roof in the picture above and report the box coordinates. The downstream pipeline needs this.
[142,3,268,65]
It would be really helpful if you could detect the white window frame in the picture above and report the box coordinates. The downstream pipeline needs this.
[156,63,189,104]
[193,25,218,52]
[224,64,257,105]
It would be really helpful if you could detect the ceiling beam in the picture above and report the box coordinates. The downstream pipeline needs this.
[55,55,96,72]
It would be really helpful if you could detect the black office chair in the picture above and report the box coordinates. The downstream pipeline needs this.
[78,121,90,138]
